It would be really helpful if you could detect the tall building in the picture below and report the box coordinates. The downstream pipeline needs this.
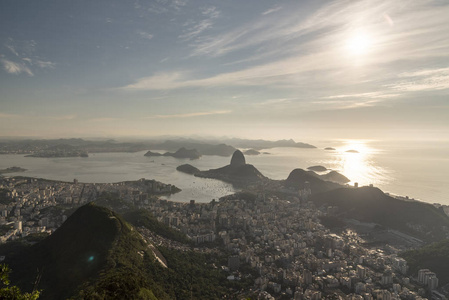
[428,275,439,290]
[357,265,366,279]
[303,269,313,285]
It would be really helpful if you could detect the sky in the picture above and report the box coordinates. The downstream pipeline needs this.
[1,0,448,141]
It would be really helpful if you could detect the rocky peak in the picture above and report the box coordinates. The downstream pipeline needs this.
[230,150,246,167]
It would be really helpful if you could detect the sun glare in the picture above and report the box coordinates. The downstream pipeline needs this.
[346,31,372,56]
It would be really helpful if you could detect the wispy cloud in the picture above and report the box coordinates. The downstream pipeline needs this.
[5,44,19,56]
[137,30,154,40]
[1,59,33,76]
[387,68,449,92]
[35,60,56,69]
[147,110,231,119]
[261,5,282,16]
[88,117,122,122]
[324,92,401,100]
[179,6,220,41]
[313,98,386,110]
[143,0,187,14]
[257,98,293,106]
[2,39,55,75]
[0,112,21,119]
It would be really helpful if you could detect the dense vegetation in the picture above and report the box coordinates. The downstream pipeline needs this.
[0,188,13,205]
[123,209,190,244]
[312,187,449,242]
[0,264,40,300]
[0,203,237,299]
[401,239,449,285]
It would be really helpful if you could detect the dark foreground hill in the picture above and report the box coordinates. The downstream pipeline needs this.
[1,203,231,299]
[312,186,449,242]
[401,239,449,285]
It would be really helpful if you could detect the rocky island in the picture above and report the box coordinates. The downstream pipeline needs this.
[190,150,268,186]
[346,149,359,153]
[0,166,27,174]
[176,164,200,175]
[145,147,201,160]
[243,149,260,155]
[307,165,328,172]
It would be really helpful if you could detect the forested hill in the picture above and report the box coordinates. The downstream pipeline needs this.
[0,203,233,299]
[312,186,449,242]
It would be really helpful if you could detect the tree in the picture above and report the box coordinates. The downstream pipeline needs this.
[0,264,40,300]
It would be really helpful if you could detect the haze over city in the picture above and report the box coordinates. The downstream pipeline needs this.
[1,0,448,141]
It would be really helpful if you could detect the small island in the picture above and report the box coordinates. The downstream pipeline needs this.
[324,147,336,150]
[346,149,359,153]
[307,165,328,172]
[176,164,200,175]
[145,147,201,160]
[243,149,260,156]
[0,166,27,174]
[320,170,350,184]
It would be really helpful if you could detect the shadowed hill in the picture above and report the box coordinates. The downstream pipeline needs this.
[312,186,449,241]
[1,203,232,299]
[401,239,449,285]
[284,168,342,193]
[3,203,169,299]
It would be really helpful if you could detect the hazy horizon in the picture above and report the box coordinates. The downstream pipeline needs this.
[1,0,448,140]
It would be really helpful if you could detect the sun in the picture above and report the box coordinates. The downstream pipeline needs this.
[346,30,372,56]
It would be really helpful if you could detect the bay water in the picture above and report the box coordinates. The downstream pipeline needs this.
[0,139,447,205]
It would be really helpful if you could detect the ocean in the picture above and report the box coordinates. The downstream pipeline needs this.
[0,139,448,205]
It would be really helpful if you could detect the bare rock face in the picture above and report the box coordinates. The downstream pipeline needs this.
[230,150,246,167]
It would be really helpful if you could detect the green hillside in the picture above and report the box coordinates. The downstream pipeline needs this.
[312,186,449,241]
[123,209,191,244]
[401,239,449,285]
[0,203,231,299]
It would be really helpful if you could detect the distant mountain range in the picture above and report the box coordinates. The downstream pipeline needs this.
[0,137,316,157]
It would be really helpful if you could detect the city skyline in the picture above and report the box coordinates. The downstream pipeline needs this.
[1,0,448,141]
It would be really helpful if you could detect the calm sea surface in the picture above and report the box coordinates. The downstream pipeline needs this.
[0,140,448,205]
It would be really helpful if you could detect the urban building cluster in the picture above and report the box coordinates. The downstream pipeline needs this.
[0,177,176,243]
[141,192,444,300]
[0,175,446,299]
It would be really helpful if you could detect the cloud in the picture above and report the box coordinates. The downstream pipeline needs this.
[261,5,282,16]
[35,60,56,69]
[1,59,33,76]
[179,6,220,41]
[189,0,449,62]
[88,117,122,122]
[2,39,56,75]
[137,31,154,40]
[324,92,401,100]
[257,98,293,106]
[0,112,21,119]
[387,68,449,92]
[5,44,19,56]
[145,0,187,14]
[147,110,231,119]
